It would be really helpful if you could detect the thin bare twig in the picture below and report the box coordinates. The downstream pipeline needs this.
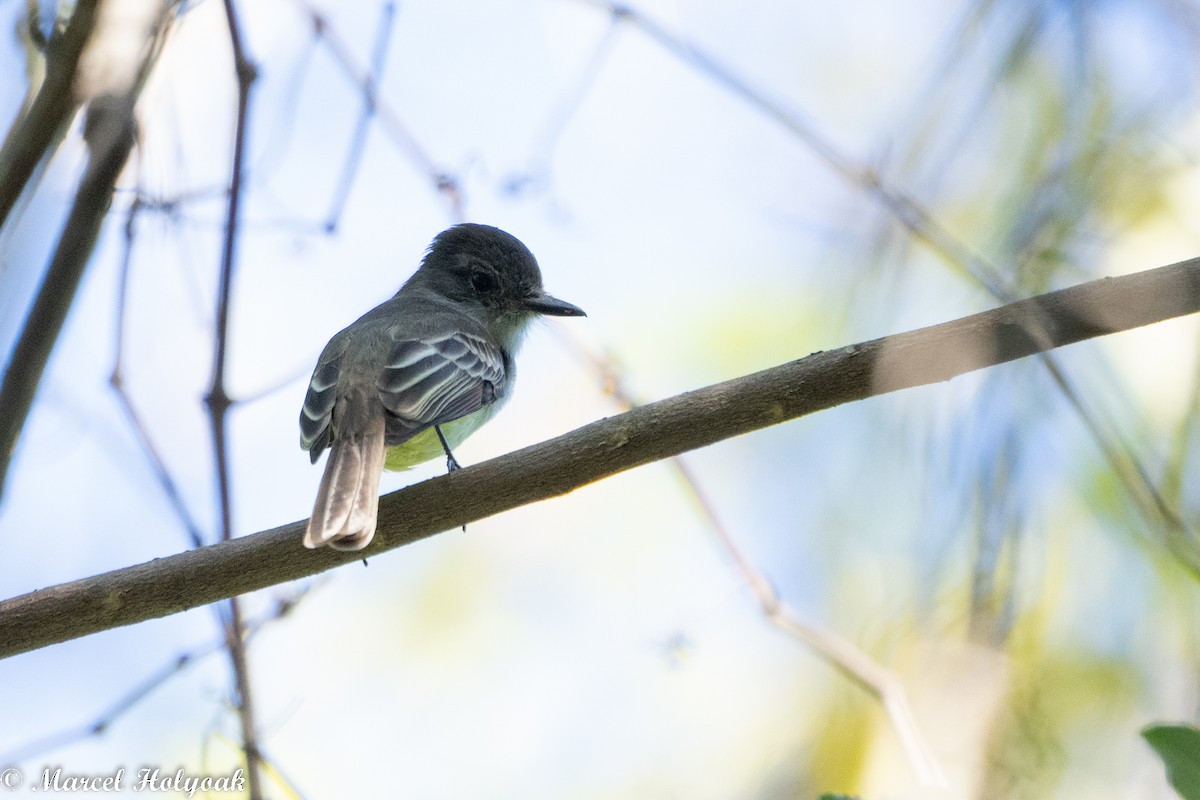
[3,253,1198,660]
[206,2,263,797]
[0,648,218,766]
[561,331,944,785]
[322,1,396,232]
[676,455,944,785]
[505,13,623,196]
[292,0,465,221]
[110,193,206,549]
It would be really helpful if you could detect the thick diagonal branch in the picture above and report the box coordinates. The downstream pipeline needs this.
[1,255,1199,659]
[0,0,99,229]
[0,92,137,499]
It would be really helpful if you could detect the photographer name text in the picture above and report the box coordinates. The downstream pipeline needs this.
[11,767,245,796]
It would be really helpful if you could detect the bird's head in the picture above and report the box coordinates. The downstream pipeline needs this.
[416,223,585,345]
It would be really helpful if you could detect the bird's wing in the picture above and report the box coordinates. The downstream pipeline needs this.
[376,330,507,440]
[299,335,350,462]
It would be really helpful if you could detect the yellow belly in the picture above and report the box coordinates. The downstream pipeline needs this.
[382,406,497,471]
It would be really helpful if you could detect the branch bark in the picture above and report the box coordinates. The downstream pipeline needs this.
[2,255,1199,659]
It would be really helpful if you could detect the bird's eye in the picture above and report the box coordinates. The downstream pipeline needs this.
[470,271,497,294]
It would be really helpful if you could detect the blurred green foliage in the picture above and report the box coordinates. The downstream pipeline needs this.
[1144,725,1200,800]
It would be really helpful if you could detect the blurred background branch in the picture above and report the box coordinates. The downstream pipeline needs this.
[0,1,175,500]
[0,0,97,228]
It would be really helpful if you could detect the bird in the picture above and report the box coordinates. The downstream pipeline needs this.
[299,223,586,551]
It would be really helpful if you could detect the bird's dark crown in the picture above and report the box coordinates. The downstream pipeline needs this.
[414,223,544,309]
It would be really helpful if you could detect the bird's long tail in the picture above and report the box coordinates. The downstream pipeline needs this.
[304,393,386,551]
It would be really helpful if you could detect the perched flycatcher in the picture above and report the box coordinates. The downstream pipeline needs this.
[300,223,585,550]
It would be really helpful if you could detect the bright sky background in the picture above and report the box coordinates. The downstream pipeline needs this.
[2,0,1199,797]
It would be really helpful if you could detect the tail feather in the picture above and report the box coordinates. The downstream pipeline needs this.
[304,400,386,550]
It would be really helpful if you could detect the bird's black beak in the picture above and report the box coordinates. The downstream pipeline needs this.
[522,291,586,317]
